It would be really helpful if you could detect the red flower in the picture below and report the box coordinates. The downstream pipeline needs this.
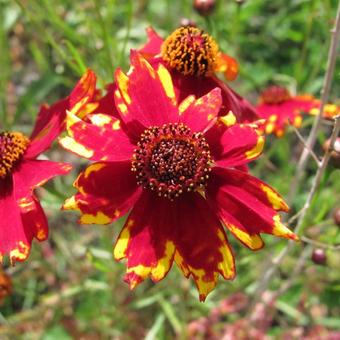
[139,26,258,123]
[256,85,319,137]
[61,53,297,301]
[0,111,73,264]
[309,103,340,120]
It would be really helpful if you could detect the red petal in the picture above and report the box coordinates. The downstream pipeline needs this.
[13,159,72,197]
[215,53,239,81]
[256,95,318,136]
[0,177,32,264]
[206,122,264,167]
[206,167,296,249]
[114,191,175,288]
[28,69,98,158]
[60,111,135,161]
[19,195,48,243]
[174,194,235,301]
[114,52,179,136]
[95,82,120,119]
[69,69,97,109]
[26,100,68,158]
[170,71,258,123]
[179,88,222,132]
[139,27,163,58]
[64,161,142,224]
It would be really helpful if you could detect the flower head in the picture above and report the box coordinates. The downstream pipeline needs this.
[61,54,297,301]
[256,85,319,137]
[309,103,340,120]
[0,106,72,265]
[139,26,258,123]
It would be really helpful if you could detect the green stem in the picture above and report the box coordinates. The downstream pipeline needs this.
[93,0,115,77]
[119,0,133,68]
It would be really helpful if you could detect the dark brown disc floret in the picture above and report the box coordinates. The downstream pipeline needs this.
[0,132,29,179]
[131,123,212,200]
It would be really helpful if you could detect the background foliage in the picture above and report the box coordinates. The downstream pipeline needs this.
[0,0,339,338]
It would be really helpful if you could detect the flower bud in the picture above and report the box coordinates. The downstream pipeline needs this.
[322,137,340,168]
[0,271,12,304]
[311,248,327,265]
[333,207,340,227]
[179,18,196,27]
[193,0,216,16]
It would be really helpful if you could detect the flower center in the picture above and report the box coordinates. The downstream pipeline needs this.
[161,26,219,77]
[0,132,29,179]
[260,86,291,105]
[132,123,212,200]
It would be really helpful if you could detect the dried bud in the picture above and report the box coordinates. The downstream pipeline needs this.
[322,137,340,168]
[333,207,340,227]
[193,0,216,16]
[179,18,196,27]
[0,271,12,304]
[311,248,327,265]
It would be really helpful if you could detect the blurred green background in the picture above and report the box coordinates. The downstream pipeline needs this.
[0,0,339,338]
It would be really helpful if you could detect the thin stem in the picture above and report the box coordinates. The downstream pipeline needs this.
[119,0,133,68]
[92,0,115,77]
[287,0,340,204]
[301,236,340,250]
[291,125,321,167]
[248,115,340,316]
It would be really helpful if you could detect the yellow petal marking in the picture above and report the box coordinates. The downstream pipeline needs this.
[116,70,131,105]
[245,131,265,159]
[69,97,90,116]
[36,227,47,241]
[59,136,94,159]
[216,229,235,279]
[268,115,277,122]
[84,163,106,179]
[124,241,175,288]
[115,89,129,116]
[114,219,134,260]
[89,113,112,127]
[139,55,156,79]
[179,95,195,115]
[265,122,274,134]
[18,197,35,212]
[225,223,264,250]
[293,115,302,128]
[174,230,235,301]
[150,241,175,281]
[260,184,289,211]
[63,196,79,211]
[80,211,112,225]
[77,103,99,119]
[65,110,80,136]
[112,120,121,130]
[220,111,237,127]
[157,64,176,105]
[10,241,30,264]
[273,215,298,240]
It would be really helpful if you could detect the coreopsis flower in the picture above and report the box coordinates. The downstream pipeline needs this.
[139,26,258,123]
[0,110,72,265]
[256,85,319,137]
[61,53,297,301]
[309,103,340,120]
